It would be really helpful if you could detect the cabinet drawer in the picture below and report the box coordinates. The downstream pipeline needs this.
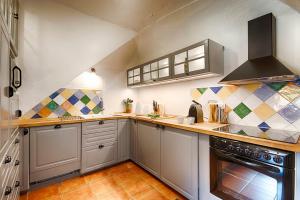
[82,120,117,134]
[81,141,118,174]
[1,165,19,200]
[0,133,20,190]
[82,131,117,148]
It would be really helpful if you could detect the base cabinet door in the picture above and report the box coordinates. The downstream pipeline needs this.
[81,142,118,173]
[117,120,130,162]
[129,119,138,161]
[161,127,198,200]
[137,121,160,177]
[30,124,81,183]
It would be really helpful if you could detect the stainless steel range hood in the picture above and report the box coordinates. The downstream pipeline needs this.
[219,13,298,85]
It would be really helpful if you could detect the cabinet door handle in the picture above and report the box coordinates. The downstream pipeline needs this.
[156,124,160,129]
[15,138,20,144]
[98,144,104,149]
[54,125,61,129]
[4,156,12,164]
[4,186,12,196]
[23,128,29,135]
[15,160,20,166]
[15,181,20,188]
[99,121,104,125]
[161,125,165,130]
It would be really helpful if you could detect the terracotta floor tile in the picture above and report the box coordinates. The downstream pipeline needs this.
[28,184,60,200]
[84,170,110,183]
[59,176,87,193]
[61,185,96,200]
[22,162,185,200]
[122,179,152,196]
[89,177,121,196]
[133,189,167,200]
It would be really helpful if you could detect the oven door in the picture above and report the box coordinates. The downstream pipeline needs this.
[210,148,294,200]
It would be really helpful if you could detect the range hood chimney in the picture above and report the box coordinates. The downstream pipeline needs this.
[219,13,298,85]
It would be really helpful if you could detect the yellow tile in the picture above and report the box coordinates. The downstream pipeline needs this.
[217,87,232,100]
[243,83,263,93]
[41,97,52,106]
[68,106,81,116]
[38,107,52,118]
[191,89,201,101]
[278,83,300,102]
[86,101,96,110]
[253,103,275,121]
[60,89,73,99]
[21,109,36,119]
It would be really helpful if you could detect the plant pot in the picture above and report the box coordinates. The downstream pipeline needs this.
[125,104,132,113]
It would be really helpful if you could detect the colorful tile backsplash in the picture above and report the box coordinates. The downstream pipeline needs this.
[191,81,300,131]
[22,88,103,119]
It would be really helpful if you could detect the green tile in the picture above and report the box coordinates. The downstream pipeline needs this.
[63,112,71,117]
[233,103,251,119]
[197,88,207,95]
[80,95,91,105]
[238,130,247,135]
[47,101,59,111]
[92,106,102,114]
[267,82,287,91]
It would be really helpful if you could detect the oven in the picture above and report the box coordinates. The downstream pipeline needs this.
[210,136,295,200]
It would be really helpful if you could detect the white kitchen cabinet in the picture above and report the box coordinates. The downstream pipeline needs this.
[117,119,130,162]
[137,121,161,177]
[161,127,199,200]
[30,124,81,183]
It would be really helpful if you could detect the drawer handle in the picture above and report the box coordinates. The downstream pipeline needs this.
[15,138,20,144]
[98,144,104,149]
[4,156,12,164]
[23,128,29,135]
[15,181,20,188]
[4,186,12,196]
[99,121,104,125]
[54,125,61,129]
[15,160,20,166]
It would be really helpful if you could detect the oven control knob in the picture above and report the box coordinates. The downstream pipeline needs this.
[236,147,243,153]
[253,151,261,159]
[273,156,283,164]
[227,145,234,151]
[263,153,271,160]
[244,149,252,156]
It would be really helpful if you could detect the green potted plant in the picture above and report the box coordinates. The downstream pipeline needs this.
[123,98,133,113]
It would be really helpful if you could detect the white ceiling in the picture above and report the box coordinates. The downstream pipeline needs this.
[54,0,195,31]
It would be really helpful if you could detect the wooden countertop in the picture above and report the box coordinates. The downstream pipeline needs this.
[16,114,300,152]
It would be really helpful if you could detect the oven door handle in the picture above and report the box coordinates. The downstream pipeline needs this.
[214,149,282,175]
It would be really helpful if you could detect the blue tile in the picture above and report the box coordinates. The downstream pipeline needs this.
[80,106,91,115]
[258,122,270,132]
[68,95,79,105]
[49,91,59,99]
[294,78,300,86]
[254,84,276,101]
[32,103,43,112]
[278,104,300,123]
[32,114,42,119]
[210,86,222,94]
[53,107,66,117]
[74,90,85,99]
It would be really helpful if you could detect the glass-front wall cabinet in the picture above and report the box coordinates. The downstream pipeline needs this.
[142,57,170,83]
[127,39,224,87]
[173,42,207,77]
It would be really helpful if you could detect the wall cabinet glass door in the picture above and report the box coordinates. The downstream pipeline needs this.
[127,67,141,86]
[142,57,170,83]
[173,42,208,78]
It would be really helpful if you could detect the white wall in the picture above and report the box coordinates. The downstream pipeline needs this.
[135,0,300,115]
[18,0,136,112]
